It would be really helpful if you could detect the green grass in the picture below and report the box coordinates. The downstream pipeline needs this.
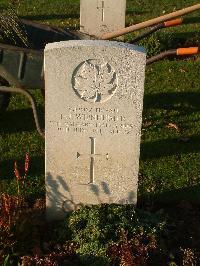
[0,0,200,205]
[140,61,200,203]
[0,90,44,196]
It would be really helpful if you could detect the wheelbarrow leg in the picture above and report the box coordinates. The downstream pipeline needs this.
[0,86,44,138]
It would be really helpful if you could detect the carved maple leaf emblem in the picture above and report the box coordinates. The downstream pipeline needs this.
[73,59,118,103]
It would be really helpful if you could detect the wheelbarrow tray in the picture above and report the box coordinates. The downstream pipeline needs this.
[0,43,43,89]
[0,19,89,135]
[0,19,84,89]
[21,19,83,50]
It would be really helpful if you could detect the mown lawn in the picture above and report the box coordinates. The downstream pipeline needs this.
[0,0,200,203]
[0,1,200,265]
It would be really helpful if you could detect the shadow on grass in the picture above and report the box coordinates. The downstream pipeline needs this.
[142,91,200,158]
[144,92,200,112]
[184,16,200,24]
[138,184,200,207]
[0,107,44,134]
[158,31,200,49]
[141,135,200,160]
[20,13,79,21]
[0,155,44,180]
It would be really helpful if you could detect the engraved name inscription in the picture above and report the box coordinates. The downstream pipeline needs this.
[50,106,135,135]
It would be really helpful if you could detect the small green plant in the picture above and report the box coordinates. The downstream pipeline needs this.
[58,204,166,265]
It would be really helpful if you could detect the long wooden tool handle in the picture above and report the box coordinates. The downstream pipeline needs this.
[101,3,200,40]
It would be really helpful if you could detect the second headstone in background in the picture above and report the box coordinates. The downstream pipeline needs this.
[80,0,126,38]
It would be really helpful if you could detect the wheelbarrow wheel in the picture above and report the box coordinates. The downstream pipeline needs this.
[0,92,10,113]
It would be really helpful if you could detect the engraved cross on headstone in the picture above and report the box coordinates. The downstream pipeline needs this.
[77,137,109,184]
[97,1,105,22]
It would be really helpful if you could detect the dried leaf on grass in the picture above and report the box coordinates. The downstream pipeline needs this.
[143,121,152,128]
[166,123,180,132]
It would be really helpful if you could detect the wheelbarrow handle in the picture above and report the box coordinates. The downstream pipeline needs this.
[130,18,183,44]
[146,47,199,65]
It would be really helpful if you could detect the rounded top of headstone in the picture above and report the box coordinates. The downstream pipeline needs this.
[45,40,146,54]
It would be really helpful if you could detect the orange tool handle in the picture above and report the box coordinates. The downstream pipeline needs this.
[177,47,199,55]
[164,18,183,27]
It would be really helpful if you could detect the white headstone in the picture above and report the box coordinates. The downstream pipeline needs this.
[45,40,146,220]
[80,0,126,38]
